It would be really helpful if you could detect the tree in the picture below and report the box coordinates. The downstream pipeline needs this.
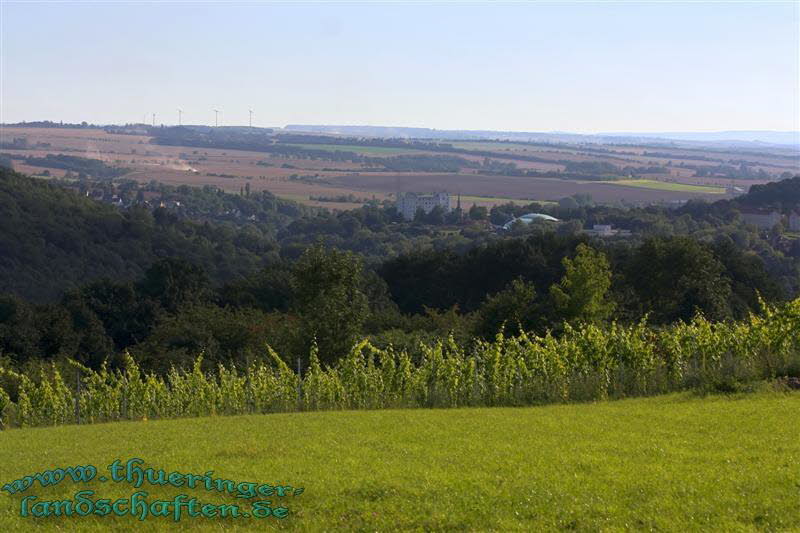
[137,258,212,314]
[549,244,614,324]
[60,296,115,368]
[557,219,584,236]
[558,196,579,210]
[70,280,158,349]
[489,206,512,225]
[469,204,488,221]
[476,277,538,338]
[445,207,463,225]
[132,305,294,373]
[0,295,42,363]
[291,245,369,365]
[624,237,732,323]
[219,264,293,313]
[426,205,446,225]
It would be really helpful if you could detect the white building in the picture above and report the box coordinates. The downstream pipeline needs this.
[502,213,559,230]
[590,224,613,236]
[740,210,782,230]
[397,192,451,220]
[584,224,631,238]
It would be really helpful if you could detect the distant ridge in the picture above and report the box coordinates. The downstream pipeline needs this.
[599,130,800,146]
[283,125,800,148]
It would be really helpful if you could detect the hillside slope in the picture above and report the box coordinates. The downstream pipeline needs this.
[0,169,280,301]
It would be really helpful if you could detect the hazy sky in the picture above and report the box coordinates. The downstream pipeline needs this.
[2,1,798,133]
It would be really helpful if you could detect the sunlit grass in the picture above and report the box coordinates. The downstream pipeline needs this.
[599,179,726,194]
[459,194,557,206]
[0,391,797,531]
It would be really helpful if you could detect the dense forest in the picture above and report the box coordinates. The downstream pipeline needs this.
[0,167,798,379]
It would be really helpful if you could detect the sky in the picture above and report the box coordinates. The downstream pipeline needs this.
[1,1,799,133]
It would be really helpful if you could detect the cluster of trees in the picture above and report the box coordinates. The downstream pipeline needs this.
[563,161,620,175]
[379,233,781,324]
[309,194,372,203]
[274,134,454,151]
[0,248,383,372]
[0,153,128,179]
[693,164,771,180]
[0,230,787,377]
[735,178,800,211]
[3,120,92,128]
[0,169,286,301]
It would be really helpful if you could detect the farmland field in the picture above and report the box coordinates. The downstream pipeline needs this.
[597,179,727,194]
[331,172,728,203]
[280,143,420,155]
[458,194,556,207]
[3,126,797,208]
[0,392,797,531]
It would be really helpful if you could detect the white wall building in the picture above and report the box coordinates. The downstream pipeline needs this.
[583,224,631,238]
[397,192,451,220]
[740,210,782,230]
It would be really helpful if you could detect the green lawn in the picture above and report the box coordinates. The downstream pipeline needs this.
[598,179,726,194]
[459,194,555,206]
[0,392,798,531]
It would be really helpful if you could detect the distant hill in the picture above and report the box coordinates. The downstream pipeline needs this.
[600,131,800,146]
[284,125,800,148]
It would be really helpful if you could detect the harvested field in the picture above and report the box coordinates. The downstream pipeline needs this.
[122,168,388,204]
[4,127,792,208]
[281,143,421,155]
[330,173,730,203]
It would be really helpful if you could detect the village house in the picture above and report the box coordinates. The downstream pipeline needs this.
[740,209,782,230]
[583,224,632,238]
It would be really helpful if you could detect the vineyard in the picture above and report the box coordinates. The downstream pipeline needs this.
[1,298,798,429]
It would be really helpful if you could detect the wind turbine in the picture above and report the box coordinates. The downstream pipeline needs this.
[177,108,182,126]
[213,109,219,128]
[249,109,253,128]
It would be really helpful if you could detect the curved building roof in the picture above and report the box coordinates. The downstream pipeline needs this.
[503,213,560,230]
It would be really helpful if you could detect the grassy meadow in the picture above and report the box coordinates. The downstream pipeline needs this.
[459,195,558,207]
[0,391,798,531]
[598,179,726,194]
